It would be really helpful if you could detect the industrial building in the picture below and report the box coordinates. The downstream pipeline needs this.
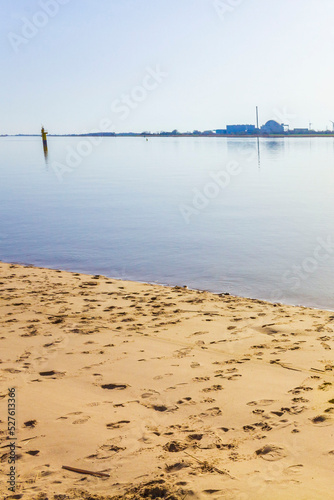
[214,118,288,136]
[226,124,256,134]
[260,120,284,134]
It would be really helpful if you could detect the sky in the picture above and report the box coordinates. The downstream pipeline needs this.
[2,0,334,134]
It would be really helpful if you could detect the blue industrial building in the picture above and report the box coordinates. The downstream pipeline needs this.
[226,124,256,134]
[260,120,284,134]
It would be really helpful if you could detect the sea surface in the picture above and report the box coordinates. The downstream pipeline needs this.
[1,136,334,310]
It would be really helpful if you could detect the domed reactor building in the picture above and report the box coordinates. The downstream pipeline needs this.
[260,120,284,134]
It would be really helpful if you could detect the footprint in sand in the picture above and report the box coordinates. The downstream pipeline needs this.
[292,397,309,403]
[187,433,203,441]
[1,451,22,463]
[198,407,222,417]
[72,417,90,424]
[100,443,125,453]
[311,415,331,426]
[151,404,168,412]
[289,386,314,395]
[318,381,332,391]
[141,391,160,399]
[165,461,190,473]
[39,370,65,378]
[247,399,276,407]
[284,464,304,476]
[24,420,37,428]
[177,397,194,406]
[163,440,188,452]
[193,376,210,382]
[280,405,307,415]
[255,444,287,461]
[202,385,223,392]
[101,383,129,390]
[106,420,130,429]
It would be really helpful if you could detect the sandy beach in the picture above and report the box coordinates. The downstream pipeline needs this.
[1,260,334,499]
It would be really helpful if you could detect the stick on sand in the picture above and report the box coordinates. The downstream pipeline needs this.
[62,465,110,478]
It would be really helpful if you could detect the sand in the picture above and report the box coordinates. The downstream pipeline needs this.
[0,260,334,500]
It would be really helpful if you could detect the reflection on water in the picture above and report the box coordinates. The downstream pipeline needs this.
[262,139,285,151]
[0,136,334,310]
[43,143,48,163]
[226,137,284,166]
[41,126,49,163]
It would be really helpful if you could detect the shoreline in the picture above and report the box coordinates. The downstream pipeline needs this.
[1,259,333,314]
[3,134,334,138]
[1,260,334,499]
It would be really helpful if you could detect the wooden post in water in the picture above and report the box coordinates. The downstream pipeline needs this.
[41,125,48,159]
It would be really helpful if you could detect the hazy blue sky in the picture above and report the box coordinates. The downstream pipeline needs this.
[2,0,334,134]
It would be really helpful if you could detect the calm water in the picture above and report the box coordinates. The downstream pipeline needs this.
[1,136,334,310]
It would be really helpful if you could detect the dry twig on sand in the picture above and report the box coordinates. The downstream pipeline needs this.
[270,360,302,372]
[62,465,110,478]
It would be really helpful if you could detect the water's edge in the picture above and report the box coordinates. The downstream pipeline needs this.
[2,258,333,313]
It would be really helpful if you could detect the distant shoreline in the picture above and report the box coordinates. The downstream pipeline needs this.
[2,133,334,138]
